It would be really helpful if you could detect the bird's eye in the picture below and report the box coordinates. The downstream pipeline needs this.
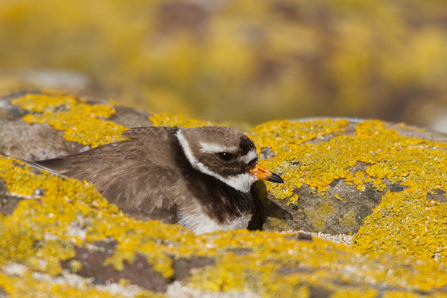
[217,152,234,161]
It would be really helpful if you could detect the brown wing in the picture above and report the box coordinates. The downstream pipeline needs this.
[97,164,182,223]
[35,126,183,223]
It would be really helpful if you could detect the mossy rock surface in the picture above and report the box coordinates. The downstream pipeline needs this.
[1,91,447,296]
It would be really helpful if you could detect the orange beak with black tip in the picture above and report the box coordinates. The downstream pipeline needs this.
[249,164,284,183]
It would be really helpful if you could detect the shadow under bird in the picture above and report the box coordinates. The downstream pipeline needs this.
[35,126,284,234]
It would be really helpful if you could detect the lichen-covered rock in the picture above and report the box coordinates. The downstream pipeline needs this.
[0,91,152,161]
[2,1,447,127]
[248,119,447,264]
[1,155,447,297]
[2,91,447,297]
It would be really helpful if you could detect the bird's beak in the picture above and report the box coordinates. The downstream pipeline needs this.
[249,164,284,183]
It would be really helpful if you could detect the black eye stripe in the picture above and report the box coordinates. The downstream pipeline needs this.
[248,159,257,167]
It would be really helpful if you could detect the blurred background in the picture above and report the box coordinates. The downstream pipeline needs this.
[1,0,447,130]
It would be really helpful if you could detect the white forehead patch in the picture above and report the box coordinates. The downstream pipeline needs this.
[199,142,238,154]
[238,149,258,164]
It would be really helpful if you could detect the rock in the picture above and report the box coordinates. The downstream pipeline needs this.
[0,174,26,216]
[0,91,152,161]
[1,155,447,297]
[1,90,447,296]
[249,119,447,263]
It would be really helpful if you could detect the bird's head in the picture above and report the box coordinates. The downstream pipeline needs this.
[176,126,284,193]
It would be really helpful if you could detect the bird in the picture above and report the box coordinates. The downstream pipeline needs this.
[35,126,284,234]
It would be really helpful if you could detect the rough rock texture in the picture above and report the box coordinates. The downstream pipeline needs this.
[0,91,82,161]
[0,91,152,161]
[2,91,447,297]
[1,156,447,297]
[248,119,447,263]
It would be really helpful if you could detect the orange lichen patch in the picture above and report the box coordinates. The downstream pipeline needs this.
[248,119,447,263]
[12,93,128,147]
[149,112,213,128]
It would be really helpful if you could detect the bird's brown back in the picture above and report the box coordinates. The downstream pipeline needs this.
[36,126,183,223]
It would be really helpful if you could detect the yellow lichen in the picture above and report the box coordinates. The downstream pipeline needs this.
[0,155,192,280]
[1,152,447,296]
[286,194,299,206]
[3,108,447,296]
[330,289,378,298]
[12,93,129,147]
[249,119,350,197]
[69,260,83,273]
[145,113,447,265]
[12,93,77,112]
[246,118,447,263]
[339,211,358,231]
[0,217,34,265]
[382,291,424,298]
[334,194,343,201]
[0,271,165,298]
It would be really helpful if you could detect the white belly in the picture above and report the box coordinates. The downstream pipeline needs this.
[178,203,252,234]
